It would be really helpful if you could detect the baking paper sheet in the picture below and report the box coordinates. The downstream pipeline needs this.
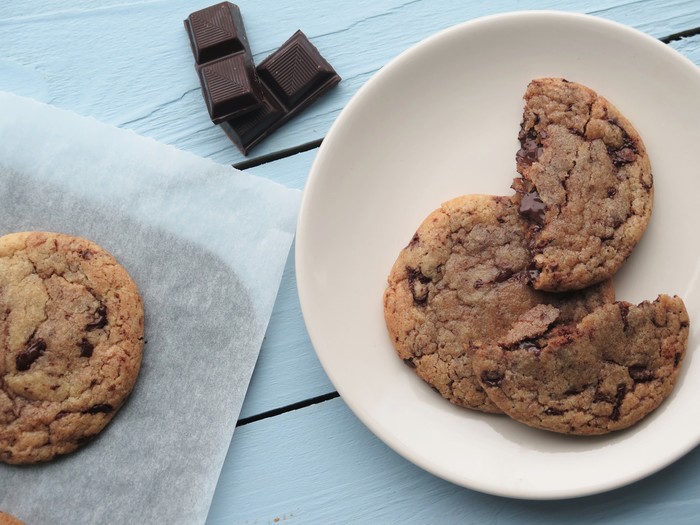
[0,92,302,524]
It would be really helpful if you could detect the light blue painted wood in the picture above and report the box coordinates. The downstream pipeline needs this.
[237,150,335,418]
[19,0,691,422]
[670,33,700,63]
[1,1,698,167]
[208,396,700,525]
[2,2,700,523]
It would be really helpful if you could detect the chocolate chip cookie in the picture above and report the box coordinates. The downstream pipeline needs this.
[473,295,689,435]
[0,512,24,525]
[383,194,615,412]
[0,232,144,464]
[513,78,653,292]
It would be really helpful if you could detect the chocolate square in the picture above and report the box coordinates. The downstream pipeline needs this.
[184,2,249,65]
[257,30,339,108]
[221,30,340,154]
[197,53,263,123]
[220,93,284,154]
[185,5,341,154]
[185,2,263,122]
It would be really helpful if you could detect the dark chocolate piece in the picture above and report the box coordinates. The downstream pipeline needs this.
[221,30,340,154]
[628,365,654,383]
[519,190,546,225]
[606,119,638,168]
[480,370,504,387]
[185,2,263,123]
[86,305,108,331]
[197,53,264,123]
[610,383,627,421]
[220,91,285,154]
[84,404,114,414]
[406,267,431,306]
[516,127,543,168]
[257,30,339,108]
[78,338,94,358]
[16,339,47,371]
[184,2,249,64]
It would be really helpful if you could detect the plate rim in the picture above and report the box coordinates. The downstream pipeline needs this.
[296,10,700,499]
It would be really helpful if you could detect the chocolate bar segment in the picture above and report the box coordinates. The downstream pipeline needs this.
[197,53,263,122]
[220,94,285,154]
[184,2,249,65]
[185,2,263,122]
[257,30,339,108]
[221,30,340,154]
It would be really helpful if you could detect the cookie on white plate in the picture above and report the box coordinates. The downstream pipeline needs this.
[513,77,653,292]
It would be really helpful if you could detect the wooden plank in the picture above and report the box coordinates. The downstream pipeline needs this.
[1,2,699,523]
[669,33,700,63]
[207,396,700,524]
[236,149,337,419]
[1,0,698,170]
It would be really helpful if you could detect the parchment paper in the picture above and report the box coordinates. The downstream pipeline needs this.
[0,92,302,524]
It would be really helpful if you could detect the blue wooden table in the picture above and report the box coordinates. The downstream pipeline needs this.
[2,1,700,523]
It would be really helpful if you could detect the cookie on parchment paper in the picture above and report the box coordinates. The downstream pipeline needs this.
[0,232,144,464]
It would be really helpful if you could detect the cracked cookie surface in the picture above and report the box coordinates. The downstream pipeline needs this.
[513,77,653,292]
[383,194,614,412]
[473,295,689,435]
[0,232,144,464]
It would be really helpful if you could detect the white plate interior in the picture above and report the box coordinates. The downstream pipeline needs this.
[296,11,700,499]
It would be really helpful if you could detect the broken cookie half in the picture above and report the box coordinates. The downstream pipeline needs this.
[383,194,615,414]
[513,78,653,292]
[473,295,689,435]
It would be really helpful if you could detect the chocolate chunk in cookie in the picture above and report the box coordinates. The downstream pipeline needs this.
[0,232,144,464]
[513,78,653,292]
[473,295,689,435]
[383,194,615,413]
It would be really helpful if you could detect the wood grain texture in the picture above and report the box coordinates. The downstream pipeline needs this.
[208,396,700,525]
[2,2,700,523]
[670,33,700,62]
[1,1,699,167]
[238,150,335,418]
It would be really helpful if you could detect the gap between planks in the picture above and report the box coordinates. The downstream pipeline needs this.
[231,27,700,172]
[659,25,700,44]
[233,26,700,427]
[233,138,323,170]
[236,392,340,427]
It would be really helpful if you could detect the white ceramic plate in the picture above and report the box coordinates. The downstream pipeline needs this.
[296,11,700,499]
